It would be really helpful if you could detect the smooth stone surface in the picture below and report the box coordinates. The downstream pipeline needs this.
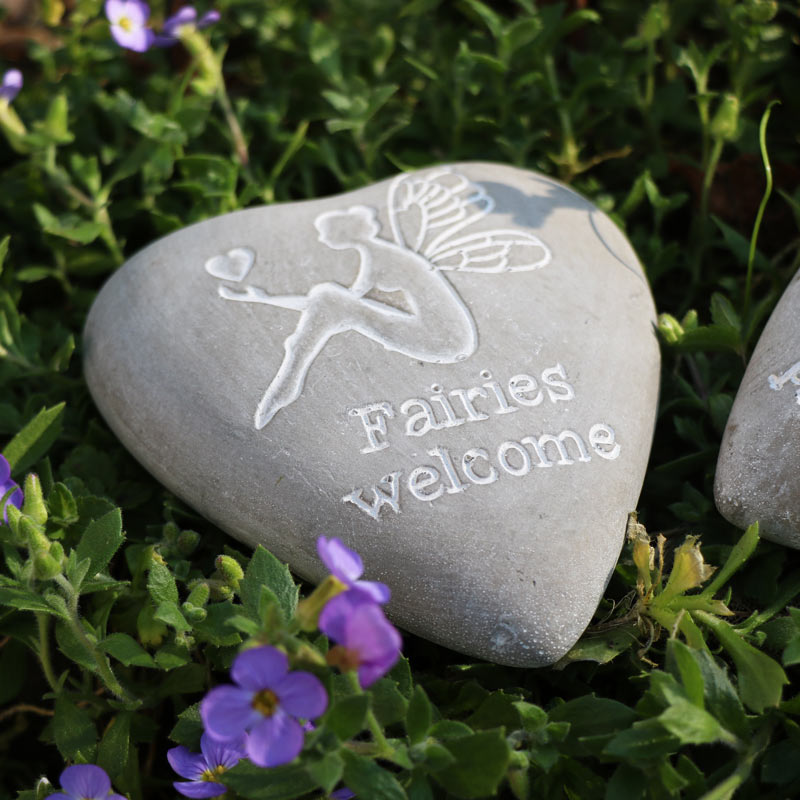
[84,162,660,666]
[716,269,800,547]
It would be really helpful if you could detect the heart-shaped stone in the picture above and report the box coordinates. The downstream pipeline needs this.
[716,270,800,547]
[204,246,255,282]
[84,163,660,666]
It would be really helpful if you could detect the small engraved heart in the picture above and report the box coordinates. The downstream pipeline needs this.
[204,247,255,282]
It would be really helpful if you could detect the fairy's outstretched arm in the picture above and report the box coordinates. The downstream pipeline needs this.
[218,284,309,312]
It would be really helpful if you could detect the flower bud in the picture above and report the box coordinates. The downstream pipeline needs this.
[137,604,168,647]
[20,516,49,553]
[177,529,201,556]
[296,575,348,632]
[163,521,180,545]
[182,602,207,624]
[5,503,23,542]
[710,94,740,142]
[186,581,210,608]
[33,551,62,580]
[215,555,244,587]
[49,540,65,564]
[209,582,234,601]
[657,313,683,345]
[659,536,715,603]
[22,474,48,526]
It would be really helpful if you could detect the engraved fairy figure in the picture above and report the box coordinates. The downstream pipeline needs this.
[768,360,800,405]
[206,169,552,428]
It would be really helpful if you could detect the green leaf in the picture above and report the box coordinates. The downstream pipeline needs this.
[0,585,68,618]
[33,204,106,244]
[370,677,408,726]
[656,699,732,745]
[54,696,97,761]
[703,522,760,596]
[97,713,131,779]
[2,403,65,475]
[240,545,298,622]
[433,730,511,798]
[306,752,344,794]
[406,685,434,744]
[666,639,706,708]
[154,600,192,632]
[223,761,317,799]
[698,612,788,712]
[193,602,243,646]
[169,703,203,748]
[710,292,741,332]
[692,649,749,738]
[75,508,124,578]
[148,560,179,605]
[101,633,156,668]
[604,719,680,760]
[341,750,408,800]
[325,693,369,740]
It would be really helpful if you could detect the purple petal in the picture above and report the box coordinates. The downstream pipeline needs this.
[273,671,328,720]
[330,789,356,800]
[167,745,208,780]
[317,536,363,584]
[197,9,220,28]
[319,590,373,643]
[353,579,391,604]
[173,781,227,799]
[44,795,71,800]
[163,6,196,35]
[105,0,150,25]
[108,795,128,800]
[246,710,304,768]
[231,645,288,691]
[200,732,245,769]
[0,69,21,103]
[110,24,154,52]
[59,764,111,799]
[345,603,402,687]
[201,685,260,741]
[0,455,10,484]
[152,33,179,47]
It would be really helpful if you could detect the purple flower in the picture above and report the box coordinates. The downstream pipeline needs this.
[319,592,402,687]
[201,645,327,768]
[0,69,22,103]
[162,6,220,38]
[317,536,390,603]
[168,733,244,798]
[0,454,22,524]
[330,789,355,800]
[45,764,126,800]
[105,0,155,52]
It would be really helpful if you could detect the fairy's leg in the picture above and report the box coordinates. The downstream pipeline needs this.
[255,279,475,428]
[255,282,371,427]
[218,284,309,312]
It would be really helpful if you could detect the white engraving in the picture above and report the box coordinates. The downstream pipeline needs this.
[206,169,552,428]
[204,247,255,282]
[768,361,800,405]
[343,423,621,519]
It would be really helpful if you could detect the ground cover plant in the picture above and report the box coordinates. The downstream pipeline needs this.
[1,0,799,797]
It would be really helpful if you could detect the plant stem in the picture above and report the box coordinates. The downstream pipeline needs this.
[345,669,391,755]
[53,574,137,705]
[35,612,60,693]
[743,101,779,322]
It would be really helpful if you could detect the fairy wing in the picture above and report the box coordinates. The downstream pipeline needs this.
[387,169,551,273]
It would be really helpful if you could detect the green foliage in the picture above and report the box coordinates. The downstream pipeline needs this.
[1,0,800,797]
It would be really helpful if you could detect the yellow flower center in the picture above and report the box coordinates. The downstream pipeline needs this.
[201,765,227,783]
[118,15,133,32]
[252,688,279,717]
